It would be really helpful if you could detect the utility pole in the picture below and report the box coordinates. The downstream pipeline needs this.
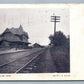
[51,16,60,36]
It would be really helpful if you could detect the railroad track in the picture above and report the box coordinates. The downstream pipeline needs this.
[0,48,46,73]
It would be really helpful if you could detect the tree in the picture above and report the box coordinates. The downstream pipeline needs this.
[49,31,69,47]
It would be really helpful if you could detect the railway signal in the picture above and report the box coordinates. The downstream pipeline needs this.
[51,16,60,36]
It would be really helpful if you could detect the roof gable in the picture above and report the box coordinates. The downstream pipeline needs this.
[9,25,28,36]
[4,28,10,33]
[3,25,28,38]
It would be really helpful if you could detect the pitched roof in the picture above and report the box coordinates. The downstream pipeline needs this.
[10,25,28,36]
[3,25,28,38]
[0,25,29,43]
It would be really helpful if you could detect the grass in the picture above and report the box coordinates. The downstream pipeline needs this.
[50,45,70,73]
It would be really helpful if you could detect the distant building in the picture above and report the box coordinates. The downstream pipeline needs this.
[0,25,30,49]
[33,43,44,48]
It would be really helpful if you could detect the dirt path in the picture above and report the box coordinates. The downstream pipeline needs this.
[33,48,56,73]
[42,48,56,72]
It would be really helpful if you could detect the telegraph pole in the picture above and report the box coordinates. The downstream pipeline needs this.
[51,16,60,36]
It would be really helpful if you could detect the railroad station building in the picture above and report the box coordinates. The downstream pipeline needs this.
[0,25,30,49]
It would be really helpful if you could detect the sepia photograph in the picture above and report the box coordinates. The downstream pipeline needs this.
[0,6,70,74]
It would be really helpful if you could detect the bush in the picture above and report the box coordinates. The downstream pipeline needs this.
[49,31,69,47]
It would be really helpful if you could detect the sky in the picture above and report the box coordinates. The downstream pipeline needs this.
[0,7,69,45]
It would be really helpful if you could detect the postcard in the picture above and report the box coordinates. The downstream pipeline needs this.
[0,4,83,80]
